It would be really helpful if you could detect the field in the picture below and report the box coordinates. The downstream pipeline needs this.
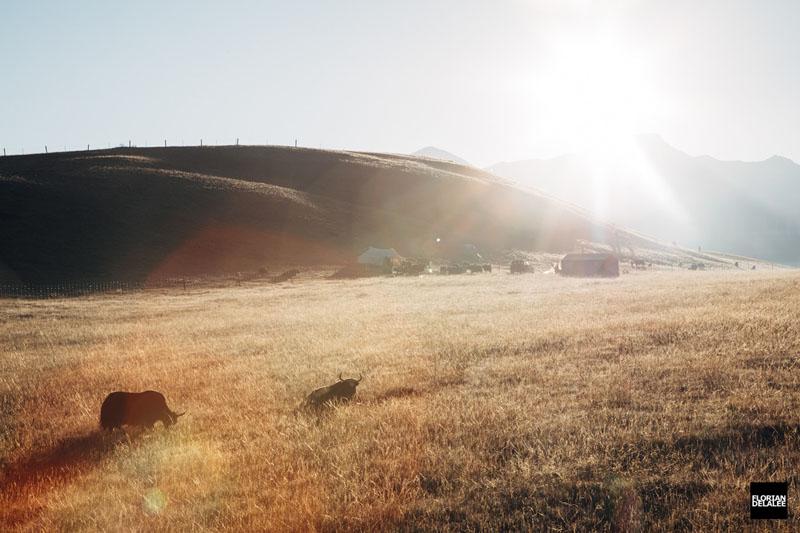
[1,269,798,531]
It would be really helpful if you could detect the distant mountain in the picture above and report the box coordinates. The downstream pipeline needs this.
[413,146,470,166]
[488,135,800,265]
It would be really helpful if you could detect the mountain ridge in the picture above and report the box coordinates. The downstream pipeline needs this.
[412,146,470,166]
[488,135,800,265]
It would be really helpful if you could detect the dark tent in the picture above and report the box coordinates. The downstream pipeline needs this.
[559,253,619,278]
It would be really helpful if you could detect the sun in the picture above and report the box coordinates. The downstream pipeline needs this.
[532,29,688,225]
[538,30,657,156]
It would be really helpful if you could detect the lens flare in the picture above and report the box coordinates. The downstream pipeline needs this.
[143,487,167,515]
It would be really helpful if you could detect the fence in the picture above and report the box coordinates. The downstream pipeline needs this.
[1,139,303,157]
[0,279,191,299]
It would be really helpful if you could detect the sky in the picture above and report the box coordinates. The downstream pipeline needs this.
[2,0,799,167]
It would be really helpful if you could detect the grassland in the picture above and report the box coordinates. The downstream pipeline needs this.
[1,269,798,531]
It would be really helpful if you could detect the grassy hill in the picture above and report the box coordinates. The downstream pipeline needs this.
[0,145,755,283]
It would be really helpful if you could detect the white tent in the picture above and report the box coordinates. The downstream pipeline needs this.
[357,247,400,266]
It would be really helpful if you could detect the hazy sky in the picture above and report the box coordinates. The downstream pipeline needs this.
[2,0,799,166]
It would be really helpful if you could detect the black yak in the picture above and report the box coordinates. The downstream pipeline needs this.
[303,374,363,409]
[510,259,532,273]
[100,391,184,430]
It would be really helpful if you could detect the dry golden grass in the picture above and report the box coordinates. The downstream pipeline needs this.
[1,270,798,531]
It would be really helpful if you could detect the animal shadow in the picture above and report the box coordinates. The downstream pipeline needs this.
[366,386,421,404]
[1,430,127,526]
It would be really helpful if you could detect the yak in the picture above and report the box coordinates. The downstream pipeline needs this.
[100,390,184,430]
[303,374,363,409]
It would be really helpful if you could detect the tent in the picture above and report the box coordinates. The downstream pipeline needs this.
[559,253,619,277]
[357,247,401,266]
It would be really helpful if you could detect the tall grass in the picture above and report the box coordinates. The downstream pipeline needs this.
[1,270,798,530]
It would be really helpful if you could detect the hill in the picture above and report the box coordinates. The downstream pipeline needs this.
[0,145,755,283]
[412,146,470,166]
[488,135,800,265]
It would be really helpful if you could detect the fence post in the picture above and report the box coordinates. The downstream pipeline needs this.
[200,139,203,147]
[45,145,48,153]
[129,140,131,148]
[164,139,167,147]
[87,144,90,151]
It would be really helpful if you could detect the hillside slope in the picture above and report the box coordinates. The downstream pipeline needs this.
[0,145,742,283]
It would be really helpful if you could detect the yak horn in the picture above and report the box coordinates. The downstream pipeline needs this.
[338,373,343,381]
[357,373,363,383]
[175,412,186,417]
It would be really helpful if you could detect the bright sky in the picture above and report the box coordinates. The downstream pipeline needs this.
[2,0,799,167]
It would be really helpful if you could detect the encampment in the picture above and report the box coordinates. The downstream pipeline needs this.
[357,247,400,266]
[559,253,619,277]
